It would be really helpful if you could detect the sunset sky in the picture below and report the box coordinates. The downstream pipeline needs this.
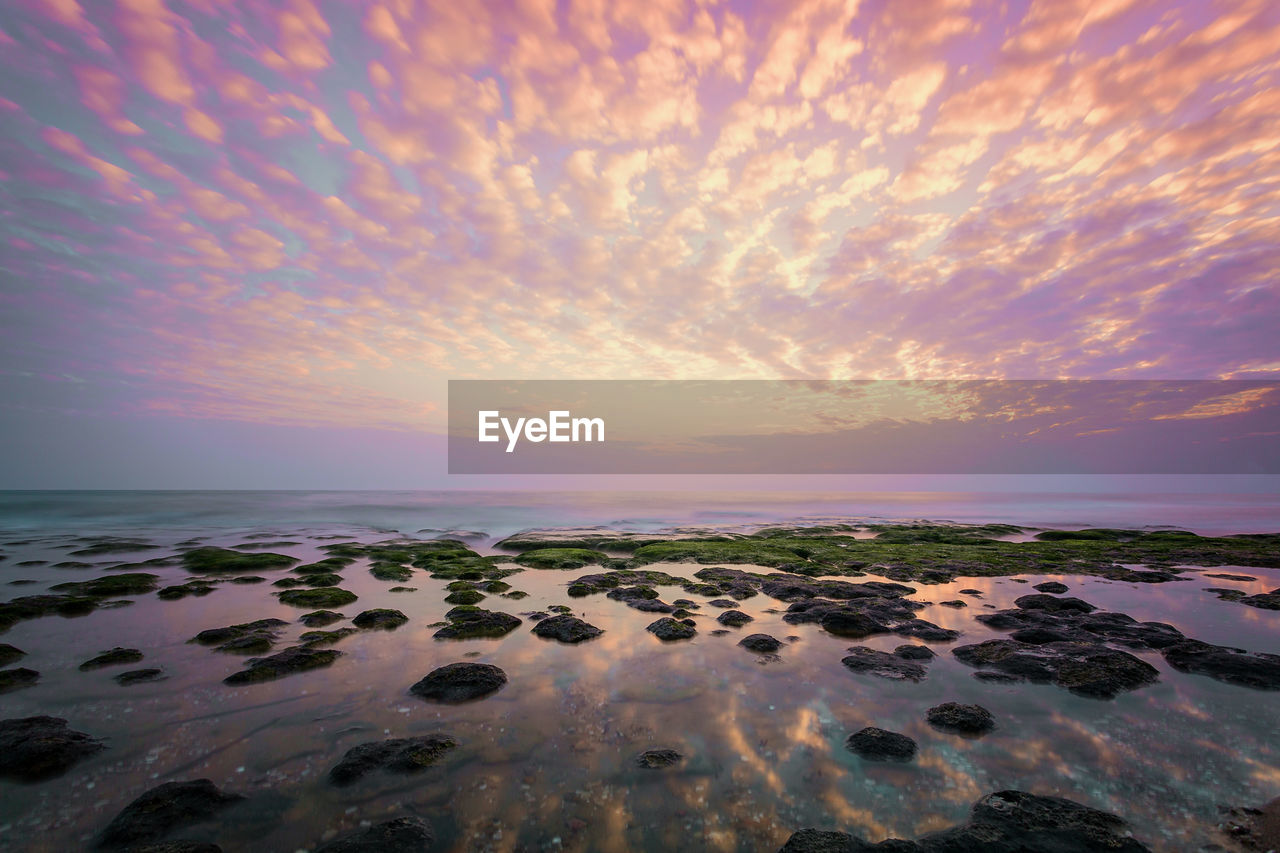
[1,0,1278,486]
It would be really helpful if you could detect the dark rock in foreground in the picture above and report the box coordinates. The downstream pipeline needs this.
[1032,581,1070,593]
[1161,640,1280,690]
[845,727,916,762]
[0,643,27,666]
[531,614,603,643]
[433,608,521,639]
[115,668,166,685]
[1218,796,1280,852]
[352,608,408,629]
[841,647,930,681]
[129,842,223,852]
[223,646,341,685]
[636,748,682,768]
[716,609,753,627]
[952,639,1158,699]
[0,716,105,781]
[315,816,434,852]
[739,633,783,653]
[328,735,457,785]
[80,647,144,670]
[410,662,507,703]
[647,617,697,640]
[927,702,995,736]
[96,779,245,848]
[778,789,1151,852]
[0,666,39,692]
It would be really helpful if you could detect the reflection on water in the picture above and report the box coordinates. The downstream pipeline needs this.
[1,528,1278,851]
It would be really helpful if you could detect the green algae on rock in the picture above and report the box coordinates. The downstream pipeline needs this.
[514,548,609,569]
[277,587,358,608]
[181,546,298,574]
[223,646,342,685]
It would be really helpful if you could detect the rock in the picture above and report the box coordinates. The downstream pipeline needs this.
[50,573,160,597]
[958,589,983,596]
[739,633,783,653]
[444,589,485,605]
[410,662,507,703]
[300,628,358,646]
[277,587,358,608]
[328,735,457,785]
[938,600,967,608]
[0,643,25,666]
[531,614,603,643]
[717,609,753,627]
[778,789,1152,852]
[1033,581,1069,593]
[894,644,935,660]
[841,647,931,680]
[646,617,696,640]
[1205,573,1257,581]
[927,702,995,736]
[115,668,166,685]
[0,667,39,692]
[157,580,218,600]
[96,779,245,848]
[1241,589,1280,610]
[845,727,916,762]
[191,619,289,654]
[432,608,521,639]
[1219,797,1280,852]
[0,716,105,781]
[819,610,891,638]
[1014,594,1096,613]
[352,608,408,629]
[952,639,1159,699]
[976,605,1185,650]
[300,610,345,627]
[636,748,682,768]
[314,816,434,852]
[1161,640,1280,689]
[181,546,297,574]
[129,843,223,852]
[777,828,863,852]
[783,597,959,642]
[223,646,341,685]
[708,599,739,608]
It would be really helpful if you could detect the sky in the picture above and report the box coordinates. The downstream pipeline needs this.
[0,0,1278,487]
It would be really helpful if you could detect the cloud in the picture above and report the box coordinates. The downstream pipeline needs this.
[0,0,1276,431]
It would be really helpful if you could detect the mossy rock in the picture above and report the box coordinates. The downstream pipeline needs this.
[446,580,477,592]
[50,573,159,597]
[300,628,358,646]
[444,590,485,605]
[277,587,358,608]
[182,547,298,574]
[223,646,342,685]
[514,548,608,569]
[157,580,217,600]
[370,564,414,582]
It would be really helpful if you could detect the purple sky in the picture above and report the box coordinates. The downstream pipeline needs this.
[1,0,1278,487]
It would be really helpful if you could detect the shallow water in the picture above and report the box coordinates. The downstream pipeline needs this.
[0,498,1279,851]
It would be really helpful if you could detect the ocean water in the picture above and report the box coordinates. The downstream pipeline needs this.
[0,491,1277,851]
[1,488,1279,541]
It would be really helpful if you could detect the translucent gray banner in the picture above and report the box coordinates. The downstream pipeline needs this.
[447,380,1280,474]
